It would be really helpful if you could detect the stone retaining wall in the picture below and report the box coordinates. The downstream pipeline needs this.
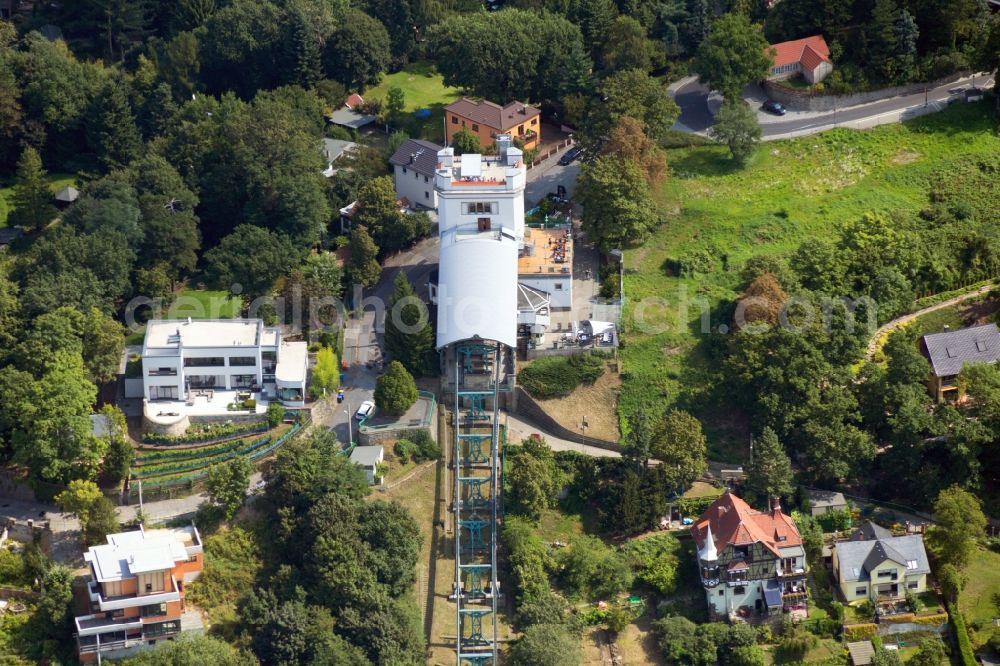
[512,387,621,452]
[764,72,968,112]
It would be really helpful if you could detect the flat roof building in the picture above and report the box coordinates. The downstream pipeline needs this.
[141,319,309,425]
[75,525,203,663]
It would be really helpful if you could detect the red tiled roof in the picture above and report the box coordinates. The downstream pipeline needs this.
[445,97,541,131]
[345,93,364,110]
[692,492,802,559]
[768,35,831,69]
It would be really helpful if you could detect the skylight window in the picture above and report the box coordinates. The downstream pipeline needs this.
[946,347,957,358]
[976,340,988,352]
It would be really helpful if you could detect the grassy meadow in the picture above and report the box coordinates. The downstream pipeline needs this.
[366,61,463,143]
[0,172,78,226]
[620,102,1000,460]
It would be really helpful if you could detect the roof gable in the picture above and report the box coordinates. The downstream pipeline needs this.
[388,138,444,177]
[692,492,802,559]
[835,533,930,582]
[922,324,1000,377]
[768,35,831,69]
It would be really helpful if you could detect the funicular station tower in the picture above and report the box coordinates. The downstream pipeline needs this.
[433,137,525,666]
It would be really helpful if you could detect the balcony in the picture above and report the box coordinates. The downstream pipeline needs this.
[78,637,147,655]
[88,577,181,612]
[75,613,143,638]
[776,567,807,579]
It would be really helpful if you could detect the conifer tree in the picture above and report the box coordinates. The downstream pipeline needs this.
[9,147,57,232]
[86,78,142,171]
[384,271,434,376]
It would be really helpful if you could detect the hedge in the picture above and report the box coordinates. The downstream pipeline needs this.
[949,605,976,666]
[843,624,878,641]
[142,421,267,444]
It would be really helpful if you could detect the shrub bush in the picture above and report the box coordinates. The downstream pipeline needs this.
[394,439,417,464]
[816,508,852,532]
[143,420,267,444]
[518,353,605,398]
[266,402,285,428]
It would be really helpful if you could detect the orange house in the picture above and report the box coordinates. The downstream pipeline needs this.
[75,525,204,663]
[444,98,541,150]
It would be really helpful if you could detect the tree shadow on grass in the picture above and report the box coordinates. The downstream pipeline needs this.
[670,147,743,179]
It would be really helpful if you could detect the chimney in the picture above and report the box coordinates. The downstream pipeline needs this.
[770,497,781,515]
[187,317,192,325]
[943,325,950,332]
[409,153,416,164]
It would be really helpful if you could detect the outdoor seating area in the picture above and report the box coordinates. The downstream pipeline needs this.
[548,229,570,264]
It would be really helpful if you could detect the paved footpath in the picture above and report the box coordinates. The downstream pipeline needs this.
[864,283,994,361]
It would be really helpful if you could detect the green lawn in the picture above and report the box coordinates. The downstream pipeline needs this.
[620,102,1000,460]
[958,545,1000,628]
[0,172,78,226]
[366,61,463,143]
[124,288,242,345]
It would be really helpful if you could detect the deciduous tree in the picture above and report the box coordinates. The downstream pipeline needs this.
[650,409,708,490]
[578,156,658,252]
[929,485,986,568]
[694,13,773,100]
[207,456,254,520]
[205,225,299,302]
[451,127,481,155]
[311,346,340,398]
[710,100,761,164]
[323,9,391,91]
[507,623,580,666]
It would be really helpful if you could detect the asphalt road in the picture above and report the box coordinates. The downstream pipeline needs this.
[671,73,994,138]
[524,159,582,209]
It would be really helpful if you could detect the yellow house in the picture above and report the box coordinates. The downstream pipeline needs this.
[831,522,929,602]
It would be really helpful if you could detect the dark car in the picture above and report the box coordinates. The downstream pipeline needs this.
[762,100,786,116]
[558,147,583,166]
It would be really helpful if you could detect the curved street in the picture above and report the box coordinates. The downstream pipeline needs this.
[670,73,994,139]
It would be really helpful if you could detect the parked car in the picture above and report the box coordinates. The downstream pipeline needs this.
[355,400,375,421]
[762,100,786,116]
[558,147,583,166]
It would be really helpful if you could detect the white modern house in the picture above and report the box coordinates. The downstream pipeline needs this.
[141,319,308,416]
[389,138,442,209]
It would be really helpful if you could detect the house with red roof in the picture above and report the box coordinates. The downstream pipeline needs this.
[692,492,808,620]
[766,35,833,84]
